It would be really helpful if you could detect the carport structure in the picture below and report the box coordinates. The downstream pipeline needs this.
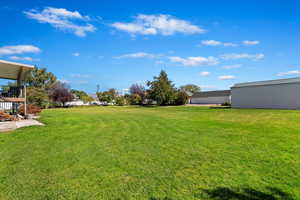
[0,60,34,116]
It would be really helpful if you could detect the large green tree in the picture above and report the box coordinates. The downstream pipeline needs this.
[26,67,57,90]
[147,70,177,105]
[27,87,50,108]
[25,67,57,108]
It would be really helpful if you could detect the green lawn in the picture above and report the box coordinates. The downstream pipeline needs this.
[0,106,299,200]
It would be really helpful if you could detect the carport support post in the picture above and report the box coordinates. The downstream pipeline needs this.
[24,84,27,116]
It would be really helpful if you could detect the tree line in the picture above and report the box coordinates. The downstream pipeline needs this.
[14,67,201,108]
[97,70,201,106]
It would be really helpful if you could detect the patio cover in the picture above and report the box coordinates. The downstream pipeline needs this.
[0,60,34,81]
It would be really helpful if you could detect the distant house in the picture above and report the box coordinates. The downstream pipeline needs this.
[231,77,300,109]
[191,90,231,105]
[65,94,89,106]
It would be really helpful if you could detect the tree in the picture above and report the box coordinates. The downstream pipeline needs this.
[71,89,93,103]
[24,67,57,107]
[130,84,146,97]
[48,82,72,106]
[107,88,118,101]
[129,84,146,105]
[81,95,94,103]
[147,70,177,105]
[26,67,57,90]
[116,96,126,106]
[97,88,118,103]
[27,87,49,108]
[174,90,189,105]
[129,93,142,105]
[180,84,200,95]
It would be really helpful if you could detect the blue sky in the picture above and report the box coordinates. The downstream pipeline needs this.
[1,0,300,93]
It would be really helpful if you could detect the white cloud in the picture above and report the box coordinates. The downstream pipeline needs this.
[114,52,158,59]
[200,71,210,76]
[223,42,238,47]
[24,7,96,37]
[220,53,264,61]
[201,40,238,47]
[277,70,300,76]
[112,14,205,36]
[73,52,80,57]
[222,64,242,69]
[218,75,235,80]
[70,74,90,78]
[0,45,40,55]
[75,80,88,84]
[168,56,218,66]
[8,56,39,61]
[201,40,222,46]
[243,40,260,45]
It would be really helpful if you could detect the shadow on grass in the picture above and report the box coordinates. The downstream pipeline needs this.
[199,187,294,200]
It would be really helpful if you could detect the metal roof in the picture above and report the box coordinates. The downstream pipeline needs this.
[0,60,34,80]
[192,90,231,98]
[232,77,300,88]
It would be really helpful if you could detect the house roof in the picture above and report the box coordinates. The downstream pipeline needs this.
[0,60,34,81]
[192,90,231,98]
[232,77,300,88]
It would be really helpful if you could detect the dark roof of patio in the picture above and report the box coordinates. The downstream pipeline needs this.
[0,60,34,81]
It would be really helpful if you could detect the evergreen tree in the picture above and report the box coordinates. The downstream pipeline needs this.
[147,70,177,105]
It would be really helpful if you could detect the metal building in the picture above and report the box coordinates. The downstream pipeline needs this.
[190,90,231,105]
[231,77,300,109]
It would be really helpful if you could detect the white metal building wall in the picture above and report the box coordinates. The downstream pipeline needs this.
[191,96,230,104]
[231,82,300,109]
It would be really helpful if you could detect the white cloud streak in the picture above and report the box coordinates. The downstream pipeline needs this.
[24,7,96,37]
[201,40,238,47]
[200,71,210,76]
[73,52,80,57]
[277,70,300,76]
[243,40,260,45]
[8,56,39,61]
[222,64,242,69]
[218,75,235,80]
[168,56,218,66]
[70,74,91,78]
[0,45,40,55]
[220,53,264,61]
[114,52,159,59]
[112,14,205,36]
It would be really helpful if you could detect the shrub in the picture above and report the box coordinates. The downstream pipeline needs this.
[221,102,231,106]
[174,90,188,105]
[19,104,42,115]
[129,93,142,105]
[0,111,17,121]
[116,96,126,106]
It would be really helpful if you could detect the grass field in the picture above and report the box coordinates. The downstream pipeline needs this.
[0,106,299,200]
